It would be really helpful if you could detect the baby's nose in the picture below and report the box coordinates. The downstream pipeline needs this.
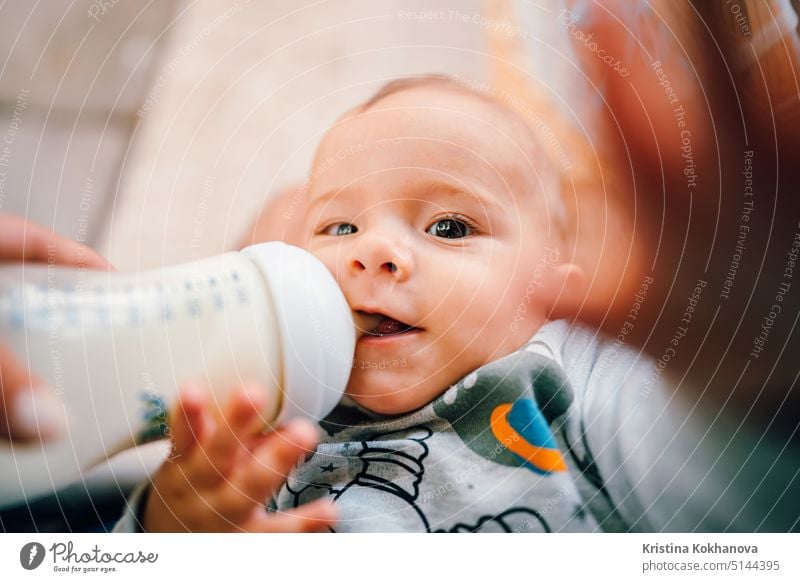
[348,234,412,282]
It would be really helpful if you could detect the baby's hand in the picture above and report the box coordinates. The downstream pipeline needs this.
[142,383,337,532]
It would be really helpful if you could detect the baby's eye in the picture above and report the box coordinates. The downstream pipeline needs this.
[322,222,358,236]
[426,217,475,239]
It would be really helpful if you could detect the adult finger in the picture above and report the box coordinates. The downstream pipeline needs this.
[0,343,64,440]
[0,214,112,269]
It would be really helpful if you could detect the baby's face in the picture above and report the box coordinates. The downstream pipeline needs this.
[300,86,568,415]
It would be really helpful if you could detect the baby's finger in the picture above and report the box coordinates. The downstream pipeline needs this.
[246,499,338,533]
[228,419,318,510]
[200,383,269,478]
[169,384,211,459]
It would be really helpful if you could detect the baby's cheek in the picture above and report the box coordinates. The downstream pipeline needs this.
[306,245,340,279]
[477,267,546,345]
[478,269,526,322]
[443,289,511,359]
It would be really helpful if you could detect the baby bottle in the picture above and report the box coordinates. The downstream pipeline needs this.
[0,242,355,507]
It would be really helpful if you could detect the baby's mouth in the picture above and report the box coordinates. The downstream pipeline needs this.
[355,310,421,338]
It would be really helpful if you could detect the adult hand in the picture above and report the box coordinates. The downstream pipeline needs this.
[564,1,800,432]
[0,213,112,440]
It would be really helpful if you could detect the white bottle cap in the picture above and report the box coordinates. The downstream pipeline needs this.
[241,242,354,424]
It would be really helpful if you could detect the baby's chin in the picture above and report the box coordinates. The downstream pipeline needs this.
[345,364,451,416]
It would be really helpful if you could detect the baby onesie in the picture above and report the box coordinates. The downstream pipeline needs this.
[271,320,799,532]
[115,320,800,532]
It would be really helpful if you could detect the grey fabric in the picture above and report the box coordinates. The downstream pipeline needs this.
[274,326,597,532]
[115,320,800,532]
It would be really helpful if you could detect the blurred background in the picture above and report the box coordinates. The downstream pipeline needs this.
[0,0,589,270]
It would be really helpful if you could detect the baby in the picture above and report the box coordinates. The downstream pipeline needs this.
[116,76,782,533]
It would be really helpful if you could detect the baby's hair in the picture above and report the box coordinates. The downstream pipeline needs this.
[356,74,497,113]
[353,74,568,237]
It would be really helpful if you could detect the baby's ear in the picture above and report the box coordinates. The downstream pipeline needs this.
[541,263,587,320]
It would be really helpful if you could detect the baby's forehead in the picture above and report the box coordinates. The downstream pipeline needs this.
[348,83,523,135]
[306,82,548,218]
[315,85,538,176]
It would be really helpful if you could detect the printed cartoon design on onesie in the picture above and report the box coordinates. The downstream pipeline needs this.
[433,349,573,474]
[284,427,434,532]
[276,345,600,532]
[282,424,556,532]
[440,507,551,533]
